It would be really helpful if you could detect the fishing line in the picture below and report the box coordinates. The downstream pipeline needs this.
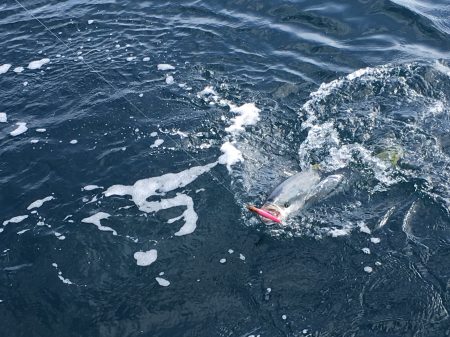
[13,0,241,200]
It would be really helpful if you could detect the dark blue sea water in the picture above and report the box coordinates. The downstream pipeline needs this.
[1,0,450,336]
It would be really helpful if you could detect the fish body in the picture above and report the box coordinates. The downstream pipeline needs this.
[252,170,344,223]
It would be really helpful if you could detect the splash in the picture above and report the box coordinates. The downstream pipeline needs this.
[233,62,450,238]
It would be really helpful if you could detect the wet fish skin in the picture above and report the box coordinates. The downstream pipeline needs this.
[261,170,344,223]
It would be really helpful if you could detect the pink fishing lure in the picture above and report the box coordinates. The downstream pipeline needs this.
[247,205,282,223]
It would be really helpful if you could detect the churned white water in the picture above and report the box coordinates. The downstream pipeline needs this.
[225,103,260,134]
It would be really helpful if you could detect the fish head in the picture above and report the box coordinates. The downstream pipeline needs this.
[247,203,285,224]
[260,203,285,223]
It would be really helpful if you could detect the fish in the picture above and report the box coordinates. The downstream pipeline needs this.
[248,169,344,224]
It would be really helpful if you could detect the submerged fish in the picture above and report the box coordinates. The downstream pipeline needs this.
[248,170,344,223]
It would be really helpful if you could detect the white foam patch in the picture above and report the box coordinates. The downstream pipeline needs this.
[88,19,94,24]
[370,237,381,244]
[150,132,157,137]
[58,274,74,284]
[150,139,164,148]
[52,263,74,284]
[225,103,260,134]
[134,249,157,266]
[105,162,217,236]
[165,75,174,84]
[3,215,28,226]
[157,64,175,71]
[70,139,78,144]
[143,57,150,62]
[36,128,46,132]
[54,232,65,240]
[218,141,243,172]
[155,277,170,286]
[357,221,371,234]
[364,266,373,273]
[28,58,50,70]
[220,258,226,264]
[82,185,102,191]
[0,113,6,123]
[31,139,39,144]
[429,100,445,115]
[10,122,27,136]
[13,66,24,73]
[126,56,136,62]
[27,196,54,210]
[0,64,11,74]
[81,212,117,235]
[362,247,371,254]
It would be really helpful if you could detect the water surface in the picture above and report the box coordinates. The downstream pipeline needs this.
[1,0,450,336]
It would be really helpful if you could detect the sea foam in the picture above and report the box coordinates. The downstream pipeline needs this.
[28,58,50,70]
[0,64,11,74]
[81,212,117,235]
[134,249,157,266]
[105,162,217,236]
[10,122,27,136]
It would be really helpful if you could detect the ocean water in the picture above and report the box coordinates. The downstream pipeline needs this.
[1,0,450,336]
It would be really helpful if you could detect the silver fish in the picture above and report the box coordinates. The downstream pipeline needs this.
[257,170,344,223]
